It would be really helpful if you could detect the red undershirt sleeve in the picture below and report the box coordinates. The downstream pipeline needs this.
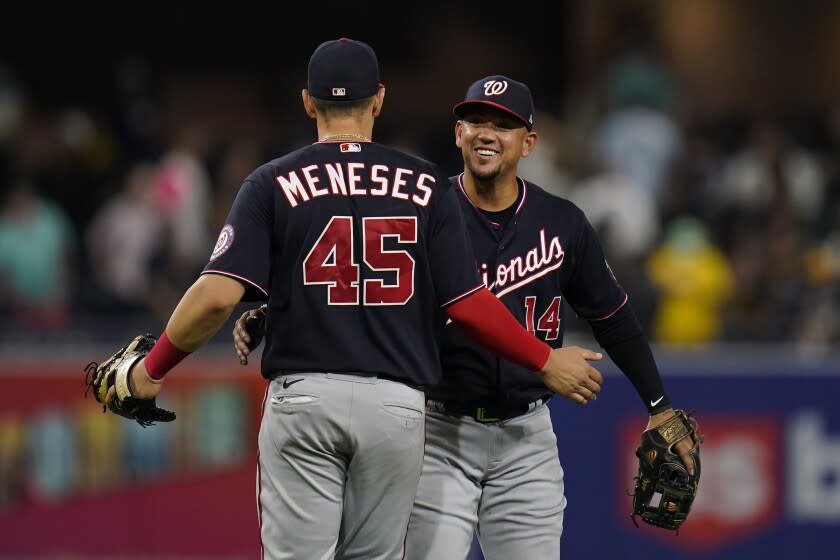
[446,288,551,372]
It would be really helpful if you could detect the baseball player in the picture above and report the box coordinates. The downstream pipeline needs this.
[400,76,698,559]
[236,75,698,559]
[115,43,602,560]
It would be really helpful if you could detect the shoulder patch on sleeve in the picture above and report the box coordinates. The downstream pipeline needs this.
[210,224,235,261]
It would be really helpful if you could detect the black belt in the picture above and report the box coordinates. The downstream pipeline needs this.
[427,397,548,423]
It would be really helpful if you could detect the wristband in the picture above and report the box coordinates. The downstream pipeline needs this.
[145,331,191,380]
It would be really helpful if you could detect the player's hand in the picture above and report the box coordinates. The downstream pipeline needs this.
[233,305,267,365]
[538,346,603,405]
[104,358,162,407]
[647,408,699,476]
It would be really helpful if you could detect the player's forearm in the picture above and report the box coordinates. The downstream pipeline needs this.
[165,274,245,350]
[588,304,669,413]
[604,335,670,413]
[142,274,245,381]
[447,288,551,372]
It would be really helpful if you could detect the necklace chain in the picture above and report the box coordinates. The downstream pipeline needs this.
[319,132,371,142]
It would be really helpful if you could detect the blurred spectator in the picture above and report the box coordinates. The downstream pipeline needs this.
[659,123,725,227]
[571,167,660,268]
[720,222,766,341]
[211,138,264,233]
[646,216,733,345]
[702,120,821,343]
[154,122,214,281]
[569,156,661,333]
[0,64,23,145]
[517,110,578,199]
[722,215,808,342]
[12,105,117,239]
[0,180,74,330]
[712,120,825,239]
[111,55,163,164]
[591,51,683,203]
[794,104,840,350]
[765,215,809,337]
[814,100,840,238]
[799,229,840,349]
[84,162,165,311]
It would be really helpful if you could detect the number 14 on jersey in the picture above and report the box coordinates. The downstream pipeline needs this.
[524,295,562,340]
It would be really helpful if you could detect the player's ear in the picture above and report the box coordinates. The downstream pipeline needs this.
[454,120,464,148]
[372,86,385,117]
[301,89,317,119]
[520,131,538,158]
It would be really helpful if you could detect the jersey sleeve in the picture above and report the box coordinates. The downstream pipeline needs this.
[564,211,628,320]
[426,176,483,307]
[202,178,272,301]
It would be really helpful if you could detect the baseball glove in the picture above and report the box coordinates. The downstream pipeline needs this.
[631,410,702,532]
[84,334,176,427]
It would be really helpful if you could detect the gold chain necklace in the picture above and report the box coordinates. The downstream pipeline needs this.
[319,132,371,142]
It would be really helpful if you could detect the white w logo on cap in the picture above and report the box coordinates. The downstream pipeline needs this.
[483,80,508,96]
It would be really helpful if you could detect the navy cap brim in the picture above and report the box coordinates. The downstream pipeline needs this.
[452,100,532,130]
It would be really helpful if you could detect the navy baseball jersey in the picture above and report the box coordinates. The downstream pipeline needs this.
[432,174,628,405]
[204,141,483,387]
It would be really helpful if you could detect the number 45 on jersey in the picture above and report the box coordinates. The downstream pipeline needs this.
[304,216,417,306]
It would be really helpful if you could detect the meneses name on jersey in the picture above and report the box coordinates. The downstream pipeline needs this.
[276,163,434,209]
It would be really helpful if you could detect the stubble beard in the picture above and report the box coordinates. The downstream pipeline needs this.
[466,155,501,183]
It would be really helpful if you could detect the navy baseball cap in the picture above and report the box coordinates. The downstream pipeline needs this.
[453,75,535,130]
[307,38,381,101]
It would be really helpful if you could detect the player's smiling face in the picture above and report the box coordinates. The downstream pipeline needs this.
[455,106,536,182]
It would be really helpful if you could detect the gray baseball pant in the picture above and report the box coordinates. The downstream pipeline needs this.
[405,402,566,559]
[258,373,426,559]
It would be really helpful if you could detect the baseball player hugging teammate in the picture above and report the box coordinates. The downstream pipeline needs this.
[87,38,609,560]
[235,73,701,558]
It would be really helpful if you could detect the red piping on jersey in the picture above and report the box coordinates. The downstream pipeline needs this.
[440,283,484,308]
[201,270,268,298]
[514,178,528,214]
[455,173,528,227]
[590,293,629,321]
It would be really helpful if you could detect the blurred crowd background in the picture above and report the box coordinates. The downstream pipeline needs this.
[1,0,839,352]
[2,2,840,558]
